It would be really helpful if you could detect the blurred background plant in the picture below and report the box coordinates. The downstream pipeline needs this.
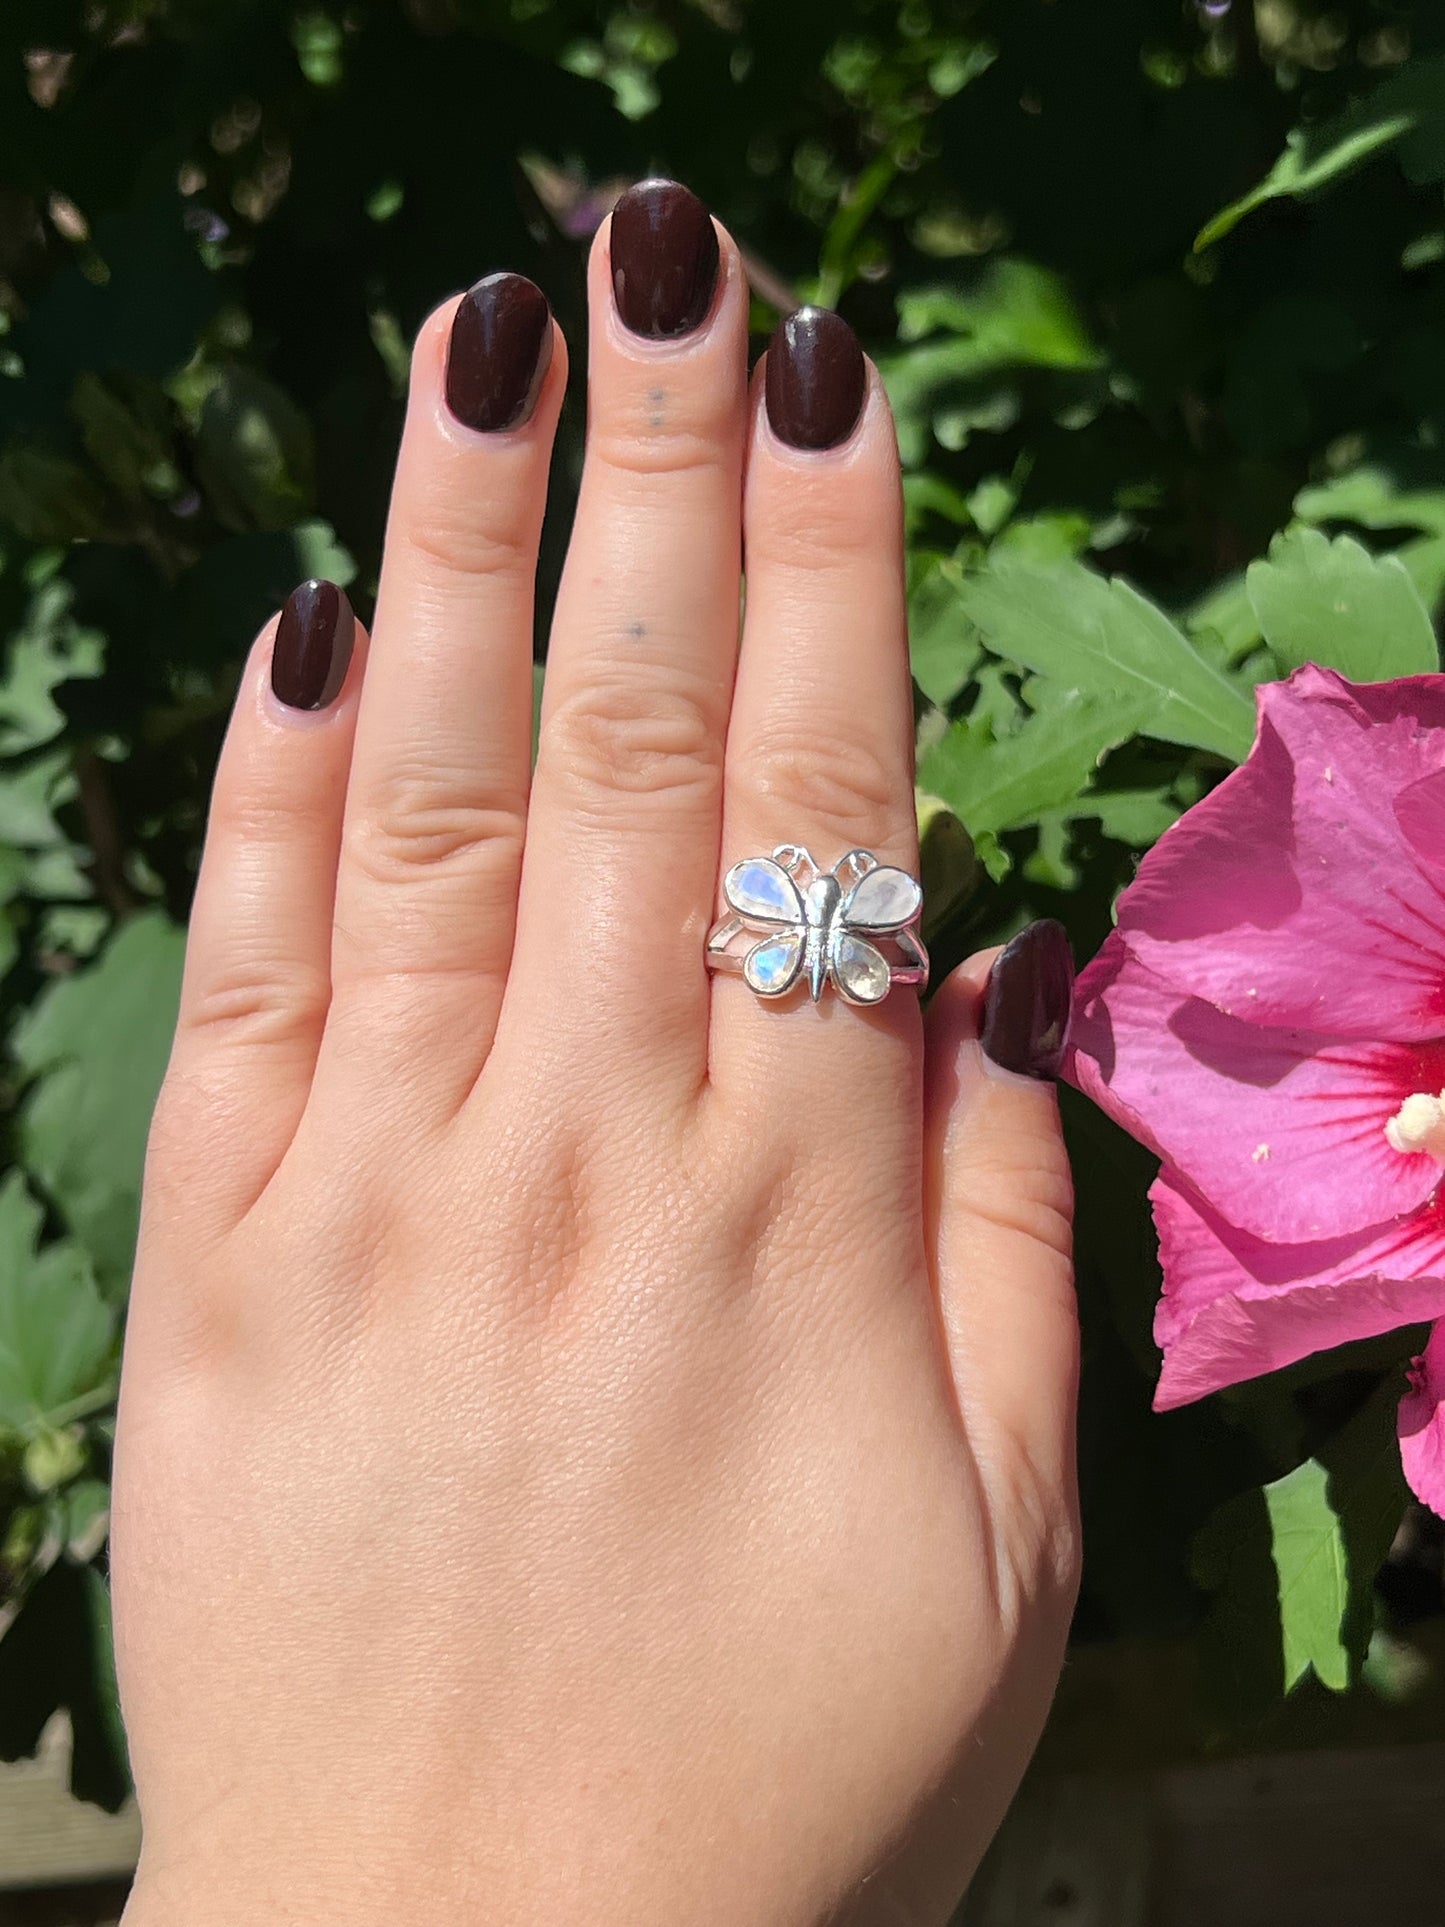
[3,0,1445,1818]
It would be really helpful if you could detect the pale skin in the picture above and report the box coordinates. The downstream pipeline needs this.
[113,205,1079,1925]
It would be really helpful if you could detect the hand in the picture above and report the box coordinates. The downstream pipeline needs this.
[114,181,1079,1927]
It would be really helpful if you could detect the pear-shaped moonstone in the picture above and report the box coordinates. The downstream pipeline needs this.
[833,934,891,1003]
[846,865,921,929]
[727,858,800,921]
[745,932,803,994]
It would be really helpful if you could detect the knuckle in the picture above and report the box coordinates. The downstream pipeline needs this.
[588,414,733,485]
[348,767,527,889]
[542,676,722,815]
[752,478,902,577]
[740,728,907,843]
[951,1143,1075,1264]
[401,492,535,582]
[179,958,327,1050]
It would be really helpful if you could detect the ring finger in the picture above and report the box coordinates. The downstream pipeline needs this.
[711,309,920,1098]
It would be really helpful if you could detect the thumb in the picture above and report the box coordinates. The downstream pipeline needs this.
[924,922,1079,1538]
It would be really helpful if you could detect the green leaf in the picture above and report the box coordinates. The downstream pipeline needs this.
[0,578,105,756]
[195,366,317,534]
[916,793,980,937]
[1245,528,1439,681]
[1295,465,1445,538]
[1266,1457,1352,1692]
[1196,52,1445,249]
[918,684,1154,835]
[909,553,980,708]
[0,1173,115,1443]
[532,659,546,765]
[894,260,1101,369]
[883,260,1100,463]
[0,1558,130,1810]
[953,555,1257,762]
[13,912,185,1294]
[1194,1375,1409,1709]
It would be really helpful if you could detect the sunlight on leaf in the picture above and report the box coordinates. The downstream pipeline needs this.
[1246,527,1440,681]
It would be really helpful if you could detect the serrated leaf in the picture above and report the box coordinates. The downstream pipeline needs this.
[954,555,1257,762]
[1245,527,1439,681]
[1195,1377,1408,1709]
[0,1173,115,1442]
[918,684,1154,835]
[13,912,184,1293]
[1196,53,1445,249]
[1265,1457,1352,1691]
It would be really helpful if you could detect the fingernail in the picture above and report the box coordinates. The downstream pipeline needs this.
[764,307,867,451]
[271,580,355,712]
[445,272,553,432]
[610,179,720,339]
[980,920,1075,1081]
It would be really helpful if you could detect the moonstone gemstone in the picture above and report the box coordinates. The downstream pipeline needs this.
[833,934,891,1003]
[745,932,803,995]
[846,865,922,929]
[727,858,801,921]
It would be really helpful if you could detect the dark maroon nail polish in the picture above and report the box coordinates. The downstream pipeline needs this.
[271,579,355,712]
[764,307,867,451]
[610,179,720,339]
[980,920,1075,1081]
[445,273,553,432]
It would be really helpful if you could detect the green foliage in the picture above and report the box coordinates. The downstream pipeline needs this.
[14,912,183,1291]
[3,0,1445,1803]
[1192,1373,1411,1721]
[1247,528,1441,679]
[1197,52,1445,248]
[0,1172,115,1445]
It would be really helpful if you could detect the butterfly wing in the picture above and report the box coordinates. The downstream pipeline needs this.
[841,864,923,932]
[744,929,806,997]
[725,857,806,927]
[830,932,892,1005]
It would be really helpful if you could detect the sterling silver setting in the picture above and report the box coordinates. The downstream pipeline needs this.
[706,846,928,1007]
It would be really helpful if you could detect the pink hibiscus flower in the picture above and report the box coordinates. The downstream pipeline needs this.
[1068,665,1445,1515]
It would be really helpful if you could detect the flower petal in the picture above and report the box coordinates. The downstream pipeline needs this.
[1399,1321,1445,1518]
[1114,667,1445,1041]
[1069,938,1445,1241]
[1149,1168,1445,1409]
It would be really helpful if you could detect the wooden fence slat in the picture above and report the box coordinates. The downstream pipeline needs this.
[0,1721,138,1892]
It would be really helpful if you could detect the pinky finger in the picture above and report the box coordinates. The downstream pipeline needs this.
[154,581,364,1227]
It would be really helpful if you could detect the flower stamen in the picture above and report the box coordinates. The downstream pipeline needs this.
[1385,1091,1445,1160]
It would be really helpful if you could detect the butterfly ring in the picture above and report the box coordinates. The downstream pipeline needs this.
[705,846,928,1006]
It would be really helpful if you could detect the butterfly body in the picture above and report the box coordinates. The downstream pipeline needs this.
[802,873,842,1002]
[720,848,924,1006]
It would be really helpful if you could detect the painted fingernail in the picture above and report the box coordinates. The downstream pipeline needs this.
[765,307,867,451]
[610,179,720,339]
[271,579,355,712]
[445,272,553,432]
[980,920,1075,1081]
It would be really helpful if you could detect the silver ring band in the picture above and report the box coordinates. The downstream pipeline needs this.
[706,845,928,1006]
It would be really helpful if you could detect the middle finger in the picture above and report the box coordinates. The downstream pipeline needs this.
[499,182,746,1096]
